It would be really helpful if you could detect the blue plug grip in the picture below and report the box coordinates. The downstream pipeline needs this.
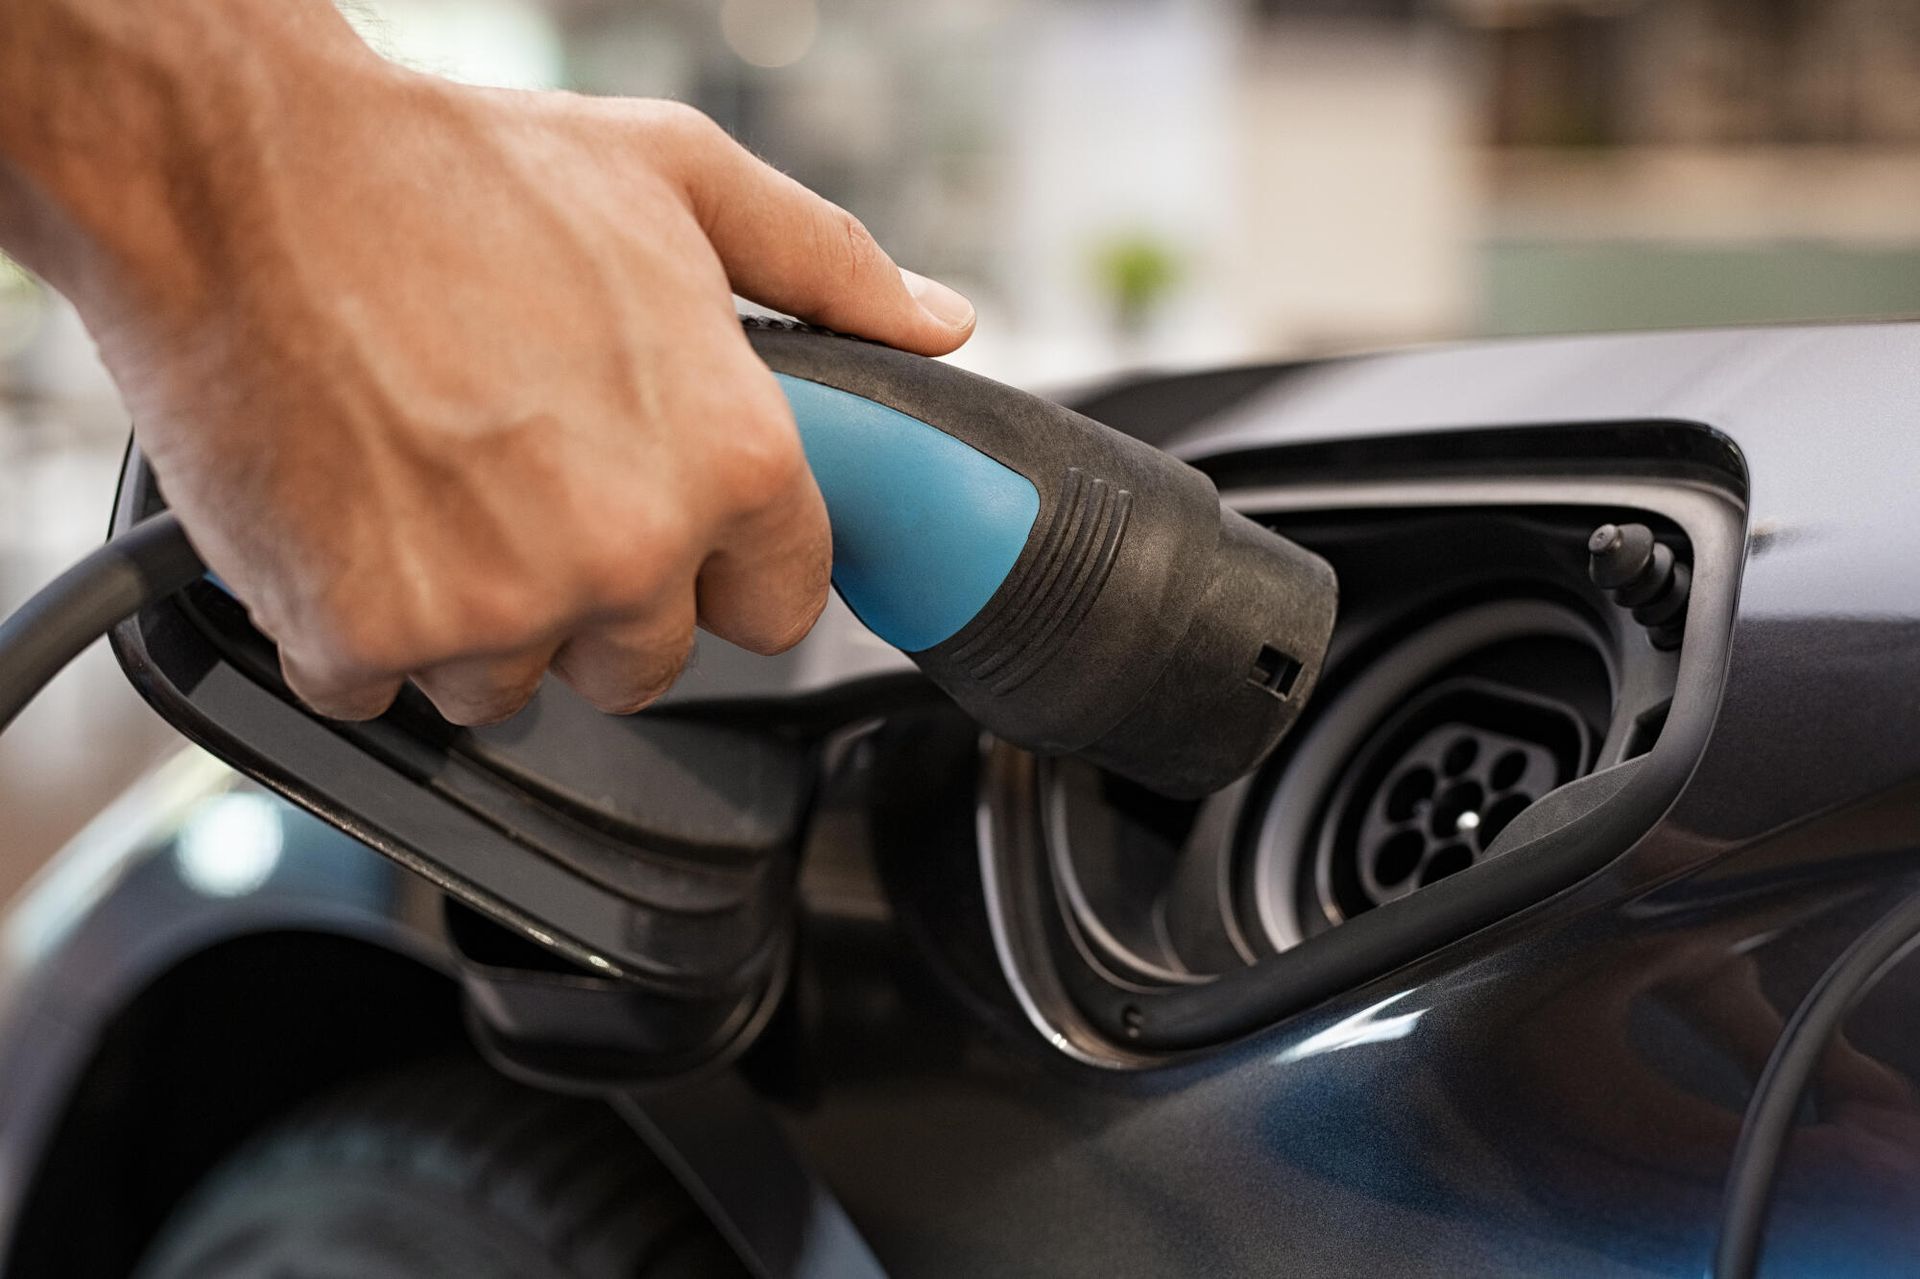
[775,373,1040,653]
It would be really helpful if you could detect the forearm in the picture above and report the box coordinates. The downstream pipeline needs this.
[0,9,972,729]
[0,0,379,324]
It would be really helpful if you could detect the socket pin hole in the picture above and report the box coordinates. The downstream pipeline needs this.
[1420,843,1474,886]
[1442,736,1479,776]
[1479,793,1533,851]
[1374,830,1426,887]
[1430,782,1486,840]
[1385,767,1436,822]
[1490,749,1528,790]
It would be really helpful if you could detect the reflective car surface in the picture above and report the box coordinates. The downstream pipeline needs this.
[6,322,1920,1278]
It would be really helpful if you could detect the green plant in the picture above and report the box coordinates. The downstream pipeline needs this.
[1092,232,1183,334]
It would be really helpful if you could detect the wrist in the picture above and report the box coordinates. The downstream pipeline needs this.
[1,0,397,333]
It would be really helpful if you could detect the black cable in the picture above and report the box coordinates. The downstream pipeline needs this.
[1714,885,1920,1278]
[0,512,203,735]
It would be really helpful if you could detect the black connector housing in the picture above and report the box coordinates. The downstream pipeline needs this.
[749,323,1339,797]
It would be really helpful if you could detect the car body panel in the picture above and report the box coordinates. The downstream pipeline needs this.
[6,322,1920,1277]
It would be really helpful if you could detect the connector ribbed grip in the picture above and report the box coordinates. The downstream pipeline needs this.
[747,321,1338,797]
[951,468,1133,693]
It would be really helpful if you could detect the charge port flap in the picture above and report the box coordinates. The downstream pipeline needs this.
[456,684,810,859]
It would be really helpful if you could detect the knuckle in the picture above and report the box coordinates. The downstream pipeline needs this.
[579,519,693,610]
[624,649,693,713]
[312,578,559,677]
[717,415,808,513]
[280,651,397,722]
[644,100,726,154]
[311,691,397,723]
[563,631,694,716]
[743,587,828,657]
[414,652,549,728]
[441,566,573,655]
[433,681,540,728]
[572,541,633,607]
[452,588,542,654]
[820,206,879,289]
[316,601,421,677]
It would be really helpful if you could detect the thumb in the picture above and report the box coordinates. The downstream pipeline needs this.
[666,111,974,356]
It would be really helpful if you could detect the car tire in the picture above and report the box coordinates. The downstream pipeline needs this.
[131,1057,744,1279]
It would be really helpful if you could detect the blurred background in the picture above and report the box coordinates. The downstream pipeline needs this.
[5,0,1920,901]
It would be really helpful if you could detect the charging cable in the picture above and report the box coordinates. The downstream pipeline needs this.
[0,513,202,735]
[1715,885,1920,1277]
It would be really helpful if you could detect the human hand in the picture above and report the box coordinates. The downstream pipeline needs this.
[16,13,972,725]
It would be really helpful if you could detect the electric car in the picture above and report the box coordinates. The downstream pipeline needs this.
[3,320,1919,1278]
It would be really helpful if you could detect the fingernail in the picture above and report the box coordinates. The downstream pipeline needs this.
[901,267,975,330]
